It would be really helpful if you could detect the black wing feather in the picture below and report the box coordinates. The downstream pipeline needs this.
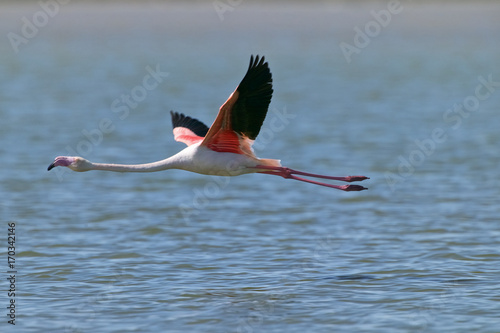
[231,55,273,140]
[170,111,209,137]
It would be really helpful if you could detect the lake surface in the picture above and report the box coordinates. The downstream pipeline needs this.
[1,2,500,332]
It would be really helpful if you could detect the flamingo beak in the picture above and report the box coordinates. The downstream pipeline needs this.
[47,156,74,171]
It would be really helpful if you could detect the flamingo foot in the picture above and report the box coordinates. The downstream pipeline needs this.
[342,175,370,182]
[255,166,369,191]
[340,184,368,191]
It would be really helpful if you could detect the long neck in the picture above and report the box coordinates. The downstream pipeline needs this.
[89,156,183,173]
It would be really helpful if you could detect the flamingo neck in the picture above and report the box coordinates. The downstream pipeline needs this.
[88,156,184,173]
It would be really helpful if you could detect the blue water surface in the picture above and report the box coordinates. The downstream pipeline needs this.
[1,2,499,332]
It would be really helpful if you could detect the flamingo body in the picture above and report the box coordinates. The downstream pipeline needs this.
[162,143,280,177]
[48,55,368,191]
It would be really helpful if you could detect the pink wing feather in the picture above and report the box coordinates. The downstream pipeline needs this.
[170,111,209,147]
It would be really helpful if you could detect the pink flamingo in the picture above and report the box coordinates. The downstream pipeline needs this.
[48,55,368,191]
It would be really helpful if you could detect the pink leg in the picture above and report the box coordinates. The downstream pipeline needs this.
[275,168,369,182]
[255,166,368,191]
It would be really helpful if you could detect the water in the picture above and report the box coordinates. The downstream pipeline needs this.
[1,2,500,332]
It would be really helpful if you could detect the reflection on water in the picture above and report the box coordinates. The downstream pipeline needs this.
[1,2,500,332]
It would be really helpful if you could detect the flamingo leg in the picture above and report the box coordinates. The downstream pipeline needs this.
[255,166,369,191]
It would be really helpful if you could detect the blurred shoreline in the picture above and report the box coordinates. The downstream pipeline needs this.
[2,0,500,3]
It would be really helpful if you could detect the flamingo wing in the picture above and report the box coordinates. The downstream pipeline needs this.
[201,55,273,154]
[170,111,209,146]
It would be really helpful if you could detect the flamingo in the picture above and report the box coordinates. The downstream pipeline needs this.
[48,55,368,191]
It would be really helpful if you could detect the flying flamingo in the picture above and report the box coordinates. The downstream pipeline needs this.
[48,55,368,191]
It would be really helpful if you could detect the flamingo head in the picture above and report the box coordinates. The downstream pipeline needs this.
[47,156,92,172]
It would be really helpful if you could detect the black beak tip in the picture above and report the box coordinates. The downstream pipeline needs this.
[47,163,55,171]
